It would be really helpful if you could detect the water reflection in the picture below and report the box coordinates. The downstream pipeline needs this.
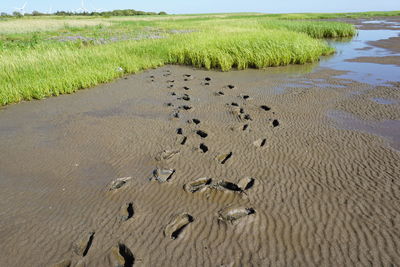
[319,29,400,85]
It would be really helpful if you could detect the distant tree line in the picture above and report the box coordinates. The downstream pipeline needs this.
[0,9,167,17]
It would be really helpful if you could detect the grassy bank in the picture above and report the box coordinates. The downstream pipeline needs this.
[0,13,360,106]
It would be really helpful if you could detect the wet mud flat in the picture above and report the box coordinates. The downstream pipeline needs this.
[0,19,400,266]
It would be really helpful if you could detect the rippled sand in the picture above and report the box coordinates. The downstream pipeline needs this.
[1,19,400,267]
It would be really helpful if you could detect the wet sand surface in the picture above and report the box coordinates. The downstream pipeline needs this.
[0,19,400,267]
[347,56,400,66]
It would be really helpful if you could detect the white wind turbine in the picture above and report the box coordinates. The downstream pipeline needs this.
[75,0,88,13]
[14,2,27,15]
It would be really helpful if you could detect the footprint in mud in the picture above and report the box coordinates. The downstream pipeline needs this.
[168,84,174,88]
[50,259,72,267]
[215,91,225,96]
[170,92,176,96]
[212,178,255,193]
[108,243,135,267]
[260,105,271,111]
[183,86,190,90]
[226,85,235,89]
[192,118,201,125]
[215,152,233,164]
[237,177,255,191]
[178,94,190,101]
[73,232,95,257]
[109,177,133,191]
[199,143,208,153]
[180,136,187,145]
[170,111,180,119]
[179,105,192,111]
[183,74,193,81]
[242,124,249,131]
[156,149,180,161]
[184,177,212,193]
[212,180,242,192]
[229,105,244,117]
[239,94,250,100]
[253,138,267,147]
[120,202,134,222]
[205,77,212,81]
[149,168,175,183]
[176,128,183,135]
[164,213,194,240]
[272,119,280,127]
[218,206,256,223]
[165,102,174,107]
[196,130,208,138]
[239,114,252,121]
[167,80,175,83]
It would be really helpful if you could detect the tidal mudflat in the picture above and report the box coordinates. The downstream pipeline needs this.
[0,18,400,266]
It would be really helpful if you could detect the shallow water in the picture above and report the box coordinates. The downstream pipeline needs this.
[320,29,400,85]
[321,21,400,150]
[371,97,398,105]
[328,110,400,151]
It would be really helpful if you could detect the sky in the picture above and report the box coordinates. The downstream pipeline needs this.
[1,0,399,15]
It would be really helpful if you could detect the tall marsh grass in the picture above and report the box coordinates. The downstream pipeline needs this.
[0,12,362,105]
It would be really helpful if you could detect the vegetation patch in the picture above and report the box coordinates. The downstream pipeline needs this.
[0,12,366,105]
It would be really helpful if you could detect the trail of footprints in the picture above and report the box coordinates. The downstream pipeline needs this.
[52,70,282,266]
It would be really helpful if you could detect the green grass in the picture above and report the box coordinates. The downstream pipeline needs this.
[0,12,367,106]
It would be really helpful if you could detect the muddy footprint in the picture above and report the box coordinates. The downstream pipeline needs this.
[180,136,187,145]
[183,74,193,81]
[184,177,212,193]
[73,232,95,257]
[120,202,134,222]
[156,149,180,161]
[199,143,208,153]
[164,213,194,240]
[149,168,175,183]
[272,119,280,127]
[179,105,192,111]
[212,180,242,192]
[196,130,208,138]
[218,206,256,223]
[239,94,250,100]
[253,138,267,147]
[109,177,133,191]
[108,243,135,267]
[216,152,233,164]
[260,105,271,111]
[237,177,255,191]
[170,111,180,119]
[178,94,190,101]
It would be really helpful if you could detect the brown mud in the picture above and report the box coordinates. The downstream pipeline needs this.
[0,18,399,267]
